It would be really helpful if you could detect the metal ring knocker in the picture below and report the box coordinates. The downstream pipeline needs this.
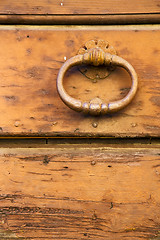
[57,45,138,116]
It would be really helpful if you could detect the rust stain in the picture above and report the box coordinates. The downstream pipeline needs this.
[119,47,131,55]
[43,155,50,165]
[65,39,75,48]
[26,66,46,80]
[150,96,160,107]
[26,48,32,55]
[143,64,159,79]
[4,96,17,101]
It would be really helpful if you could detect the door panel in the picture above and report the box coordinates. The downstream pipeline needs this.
[0,25,159,137]
[0,145,159,239]
[0,0,159,14]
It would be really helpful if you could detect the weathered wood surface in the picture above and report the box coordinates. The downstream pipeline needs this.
[0,0,159,15]
[0,145,160,239]
[0,25,159,137]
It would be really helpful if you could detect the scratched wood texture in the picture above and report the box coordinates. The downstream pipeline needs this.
[0,25,159,137]
[0,145,160,239]
[0,0,159,15]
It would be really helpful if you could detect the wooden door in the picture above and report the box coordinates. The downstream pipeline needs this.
[0,2,160,240]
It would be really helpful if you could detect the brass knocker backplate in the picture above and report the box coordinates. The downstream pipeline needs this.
[78,39,117,81]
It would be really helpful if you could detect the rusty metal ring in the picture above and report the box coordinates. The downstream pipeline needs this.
[57,48,138,115]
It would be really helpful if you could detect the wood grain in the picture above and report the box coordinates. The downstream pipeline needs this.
[0,0,159,15]
[0,25,159,137]
[1,14,160,25]
[0,146,160,239]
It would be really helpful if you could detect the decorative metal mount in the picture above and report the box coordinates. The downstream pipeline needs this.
[57,39,138,115]
[78,39,117,80]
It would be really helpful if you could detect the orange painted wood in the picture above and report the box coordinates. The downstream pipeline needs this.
[0,0,159,15]
[0,145,160,239]
[0,25,159,137]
